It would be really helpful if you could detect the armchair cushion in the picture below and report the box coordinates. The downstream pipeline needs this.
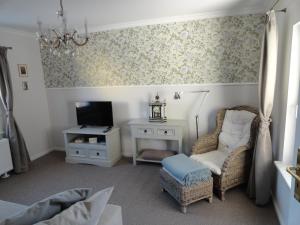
[191,150,228,175]
[218,110,256,153]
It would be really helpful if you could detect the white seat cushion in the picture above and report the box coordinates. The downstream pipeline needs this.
[218,110,256,153]
[0,200,27,221]
[191,110,256,175]
[190,150,228,175]
[98,204,123,225]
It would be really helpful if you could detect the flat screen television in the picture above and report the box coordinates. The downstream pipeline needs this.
[75,101,113,127]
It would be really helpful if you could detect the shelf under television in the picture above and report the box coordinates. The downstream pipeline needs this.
[68,142,106,150]
[135,155,162,164]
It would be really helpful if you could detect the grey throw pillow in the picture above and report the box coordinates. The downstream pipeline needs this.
[1,188,91,225]
[34,187,114,225]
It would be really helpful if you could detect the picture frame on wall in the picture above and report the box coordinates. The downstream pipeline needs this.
[18,64,28,77]
[22,81,29,91]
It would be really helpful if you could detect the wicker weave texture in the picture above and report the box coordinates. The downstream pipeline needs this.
[191,105,260,200]
[160,169,213,209]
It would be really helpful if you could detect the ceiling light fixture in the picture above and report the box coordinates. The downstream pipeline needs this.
[36,0,89,55]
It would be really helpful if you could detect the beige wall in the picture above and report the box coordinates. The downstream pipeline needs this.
[0,28,53,160]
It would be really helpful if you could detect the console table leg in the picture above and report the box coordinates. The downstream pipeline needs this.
[132,137,137,166]
[178,139,183,154]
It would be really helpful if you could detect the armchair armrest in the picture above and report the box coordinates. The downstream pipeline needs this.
[192,133,218,155]
[192,109,225,155]
[221,145,250,174]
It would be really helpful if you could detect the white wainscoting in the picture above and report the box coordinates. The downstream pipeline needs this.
[46,83,258,156]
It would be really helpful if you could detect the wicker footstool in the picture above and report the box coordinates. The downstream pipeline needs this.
[160,169,213,213]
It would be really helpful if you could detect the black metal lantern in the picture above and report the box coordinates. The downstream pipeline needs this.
[149,94,167,122]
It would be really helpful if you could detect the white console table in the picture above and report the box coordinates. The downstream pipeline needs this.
[128,119,186,165]
[63,127,121,167]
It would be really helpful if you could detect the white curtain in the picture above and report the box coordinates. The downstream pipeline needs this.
[247,10,278,205]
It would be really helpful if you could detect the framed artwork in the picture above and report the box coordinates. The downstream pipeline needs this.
[22,81,29,91]
[18,64,28,77]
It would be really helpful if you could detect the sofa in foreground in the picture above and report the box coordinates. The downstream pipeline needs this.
[0,187,123,225]
[0,200,122,225]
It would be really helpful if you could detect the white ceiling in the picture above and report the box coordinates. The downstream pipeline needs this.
[0,0,274,33]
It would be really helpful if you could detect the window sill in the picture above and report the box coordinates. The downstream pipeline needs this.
[274,161,293,190]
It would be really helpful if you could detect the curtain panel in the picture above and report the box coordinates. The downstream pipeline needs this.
[0,47,30,173]
[247,10,278,205]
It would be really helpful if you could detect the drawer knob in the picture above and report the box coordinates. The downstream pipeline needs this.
[164,131,168,134]
[144,129,147,133]
[76,151,79,154]
[97,152,100,156]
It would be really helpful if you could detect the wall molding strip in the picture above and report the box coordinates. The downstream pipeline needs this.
[45,82,258,90]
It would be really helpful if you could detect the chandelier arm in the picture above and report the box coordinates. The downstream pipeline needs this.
[60,0,64,13]
[40,37,50,46]
[48,29,62,48]
[71,37,89,46]
[71,30,89,46]
[52,29,61,38]
[71,30,77,39]
[53,38,61,48]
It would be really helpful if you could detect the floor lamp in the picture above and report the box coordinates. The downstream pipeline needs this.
[174,90,210,139]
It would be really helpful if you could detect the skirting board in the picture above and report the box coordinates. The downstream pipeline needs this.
[52,146,65,152]
[272,192,287,225]
[30,148,54,161]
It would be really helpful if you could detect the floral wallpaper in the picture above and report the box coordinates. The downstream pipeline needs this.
[41,14,265,88]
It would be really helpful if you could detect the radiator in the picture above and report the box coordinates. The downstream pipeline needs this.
[0,139,13,177]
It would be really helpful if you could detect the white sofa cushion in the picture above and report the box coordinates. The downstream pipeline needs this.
[34,187,114,225]
[218,110,256,153]
[1,188,92,225]
[0,201,122,225]
[190,150,228,175]
[191,110,256,175]
[98,204,123,225]
[0,200,27,221]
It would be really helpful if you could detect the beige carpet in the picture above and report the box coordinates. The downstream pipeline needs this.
[0,151,279,225]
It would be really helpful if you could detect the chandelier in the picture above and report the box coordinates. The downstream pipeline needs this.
[36,0,89,55]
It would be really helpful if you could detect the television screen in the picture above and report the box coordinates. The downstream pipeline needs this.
[75,101,113,127]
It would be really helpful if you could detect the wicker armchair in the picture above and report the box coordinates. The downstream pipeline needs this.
[191,106,260,201]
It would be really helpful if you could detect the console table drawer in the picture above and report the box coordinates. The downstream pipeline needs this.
[157,128,175,136]
[89,150,107,159]
[136,127,154,136]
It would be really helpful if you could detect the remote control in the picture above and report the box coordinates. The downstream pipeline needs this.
[103,126,112,133]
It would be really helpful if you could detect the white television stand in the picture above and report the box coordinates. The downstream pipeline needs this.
[63,127,121,167]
